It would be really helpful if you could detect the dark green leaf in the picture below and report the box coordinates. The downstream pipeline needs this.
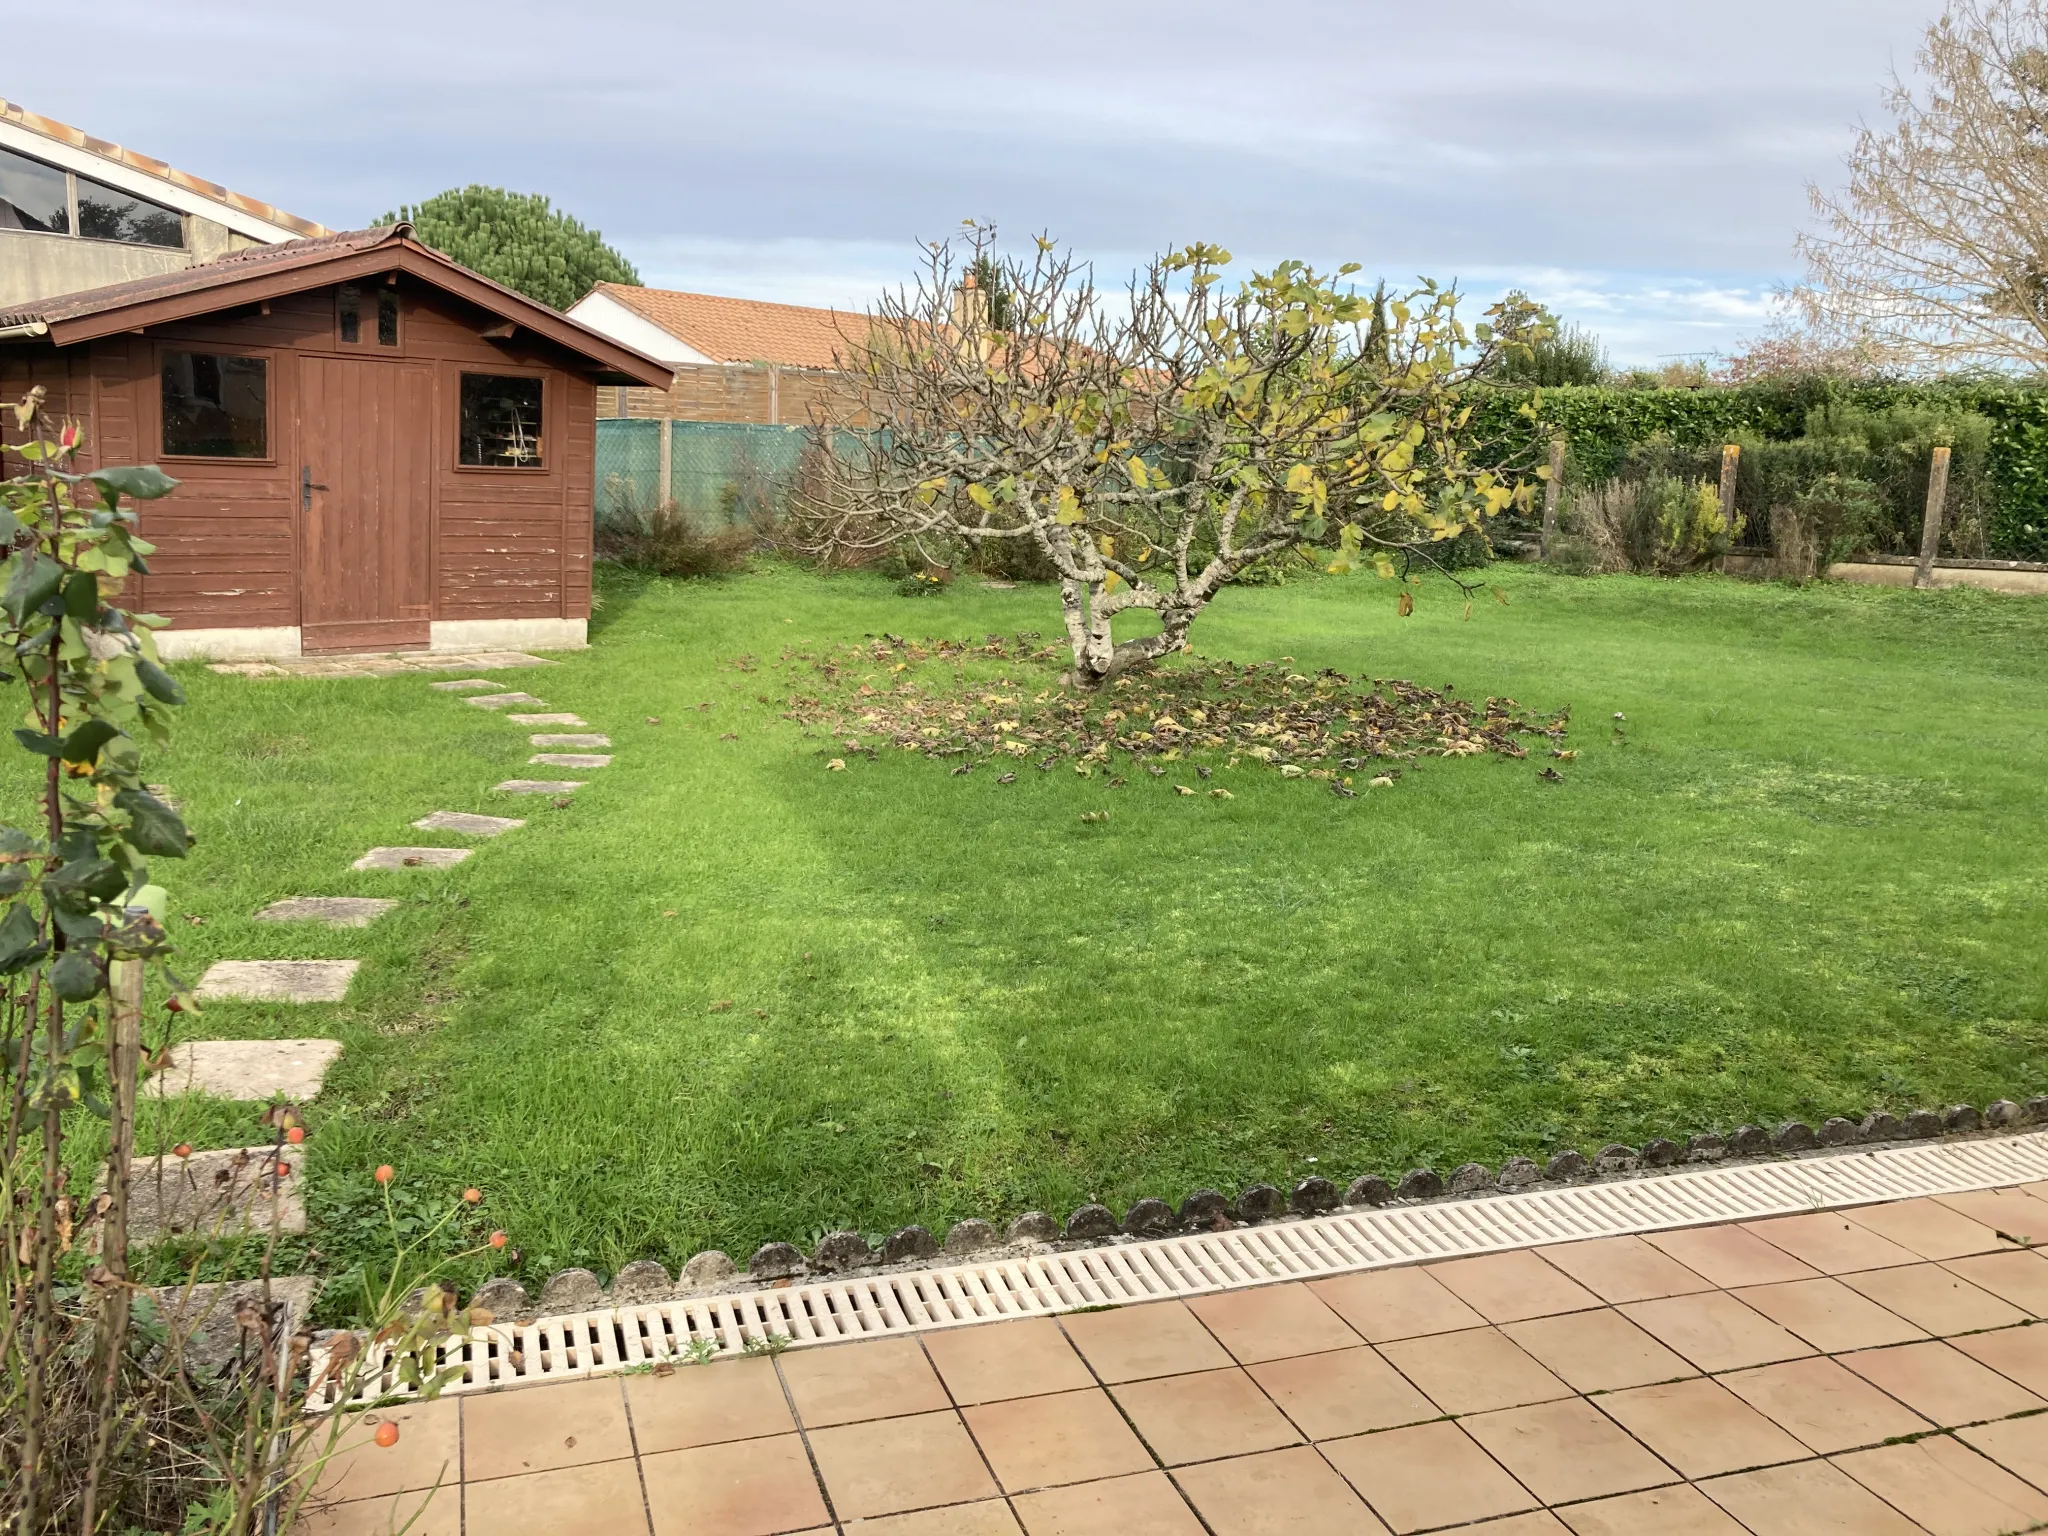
[61,572,97,623]
[60,719,123,765]
[45,857,123,911]
[51,906,105,942]
[135,658,184,705]
[50,948,103,1001]
[84,465,179,506]
[3,553,63,627]
[0,867,27,896]
[12,730,60,756]
[0,902,44,973]
[0,508,20,545]
[113,789,190,858]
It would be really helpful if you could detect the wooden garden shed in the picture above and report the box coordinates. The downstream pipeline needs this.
[0,223,672,658]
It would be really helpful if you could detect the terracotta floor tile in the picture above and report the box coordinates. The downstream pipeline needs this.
[1460,1397,1676,1505]
[1844,1197,2008,1261]
[1112,1366,1300,1466]
[1376,1326,1572,1415]
[1842,1262,2029,1337]
[466,1459,653,1536]
[1960,1414,2048,1497]
[924,1317,1095,1406]
[1187,1283,1362,1364]
[624,1354,793,1453]
[1011,1470,1205,1535]
[841,1501,1023,1535]
[1501,1309,1696,1393]
[1836,1436,2048,1536]
[463,1377,634,1482]
[1841,1338,2046,1427]
[807,1409,999,1520]
[779,1335,950,1428]
[1717,1356,1932,1454]
[962,1387,1154,1492]
[1464,1516,1571,1535]
[1733,1277,1928,1353]
[1616,1291,1813,1373]
[1425,1250,1603,1323]
[1308,1267,1486,1342]
[1556,1484,1750,1536]
[1936,1188,2048,1246]
[1742,1211,1923,1274]
[1172,1445,1391,1533]
[1595,1378,1809,1479]
[1644,1225,1822,1288]
[1060,1300,1233,1384]
[1320,1420,1538,1534]
[641,1435,827,1536]
[1699,1459,1925,1535]
[294,1489,458,1536]
[1952,1322,2048,1397]
[311,1397,461,1502]
[1247,1345,1439,1441]
[1945,1249,2048,1315]
[1534,1235,1714,1303]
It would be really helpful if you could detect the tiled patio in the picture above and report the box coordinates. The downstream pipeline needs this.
[302,1184,2048,1534]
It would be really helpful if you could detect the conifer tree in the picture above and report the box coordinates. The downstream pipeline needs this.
[382,186,640,311]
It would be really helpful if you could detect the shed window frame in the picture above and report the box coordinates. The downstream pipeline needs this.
[455,369,549,472]
[155,346,276,464]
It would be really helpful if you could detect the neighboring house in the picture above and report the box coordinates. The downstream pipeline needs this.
[0,224,671,660]
[566,283,861,424]
[0,97,324,310]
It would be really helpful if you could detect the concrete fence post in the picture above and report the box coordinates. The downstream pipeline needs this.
[659,417,673,509]
[1540,439,1565,558]
[1914,444,1952,590]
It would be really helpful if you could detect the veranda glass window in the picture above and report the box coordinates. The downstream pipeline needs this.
[0,146,69,234]
[161,352,268,458]
[459,374,544,467]
[76,173,181,248]
[0,146,183,248]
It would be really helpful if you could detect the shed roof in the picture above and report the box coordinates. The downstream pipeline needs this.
[0,226,673,388]
[0,96,327,240]
[588,283,862,369]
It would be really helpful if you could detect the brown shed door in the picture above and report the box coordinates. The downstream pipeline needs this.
[298,357,433,651]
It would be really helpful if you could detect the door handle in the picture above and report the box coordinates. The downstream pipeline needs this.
[300,466,328,511]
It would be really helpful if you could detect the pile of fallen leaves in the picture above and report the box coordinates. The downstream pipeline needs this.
[772,632,1571,788]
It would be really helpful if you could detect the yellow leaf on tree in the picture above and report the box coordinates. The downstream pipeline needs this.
[1285,463,1315,494]
[1054,486,1085,525]
[1127,456,1149,489]
[967,482,994,511]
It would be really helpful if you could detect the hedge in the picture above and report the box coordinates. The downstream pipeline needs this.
[1470,379,2048,562]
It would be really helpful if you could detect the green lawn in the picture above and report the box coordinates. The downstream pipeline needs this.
[131,562,2048,1302]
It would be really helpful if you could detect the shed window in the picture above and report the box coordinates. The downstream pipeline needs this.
[76,173,181,248]
[377,290,400,346]
[459,374,544,467]
[337,283,361,343]
[0,146,69,234]
[161,352,268,458]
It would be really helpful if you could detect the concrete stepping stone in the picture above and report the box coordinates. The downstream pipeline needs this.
[494,779,586,794]
[530,733,610,748]
[125,1146,305,1240]
[353,847,472,870]
[507,713,587,726]
[530,753,611,768]
[412,811,525,837]
[152,1276,320,1372]
[256,896,396,928]
[148,1038,344,1100]
[431,679,499,692]
[197,960,359,1003]
[466,692,546,710]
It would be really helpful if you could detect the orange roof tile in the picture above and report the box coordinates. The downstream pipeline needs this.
[592,283,863,369]
[0,97,327,239]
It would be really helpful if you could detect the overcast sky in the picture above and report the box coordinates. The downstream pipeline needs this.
[8,0,1939,364]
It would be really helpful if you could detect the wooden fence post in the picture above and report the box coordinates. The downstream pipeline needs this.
[1914,444,1952,589]
[1540,439,1565,558]
[1718,443,1741,540]
[658,417,673,508]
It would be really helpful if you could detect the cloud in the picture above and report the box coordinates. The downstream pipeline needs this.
[8,0,1938,362]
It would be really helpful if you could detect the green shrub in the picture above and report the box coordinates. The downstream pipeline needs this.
[596,502,755,578]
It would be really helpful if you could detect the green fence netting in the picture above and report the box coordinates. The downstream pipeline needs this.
[596,419,809,525]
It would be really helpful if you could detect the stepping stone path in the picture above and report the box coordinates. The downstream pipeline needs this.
[412,810,525,836]
[353,846,471,870]
[508,713,586,726]
[255,896,396,927]
[530,753,610,768]
[495,779,586,794]
[197,959,359,1003]
[125,1146,305,1239]
[466,692,546,710]
[430,679,501,692]
[148,1038,344,1100]
[530,733,610,748]
[153,1276,320,1371]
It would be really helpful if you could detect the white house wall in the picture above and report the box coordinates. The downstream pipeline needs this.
[565,290,713,366]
